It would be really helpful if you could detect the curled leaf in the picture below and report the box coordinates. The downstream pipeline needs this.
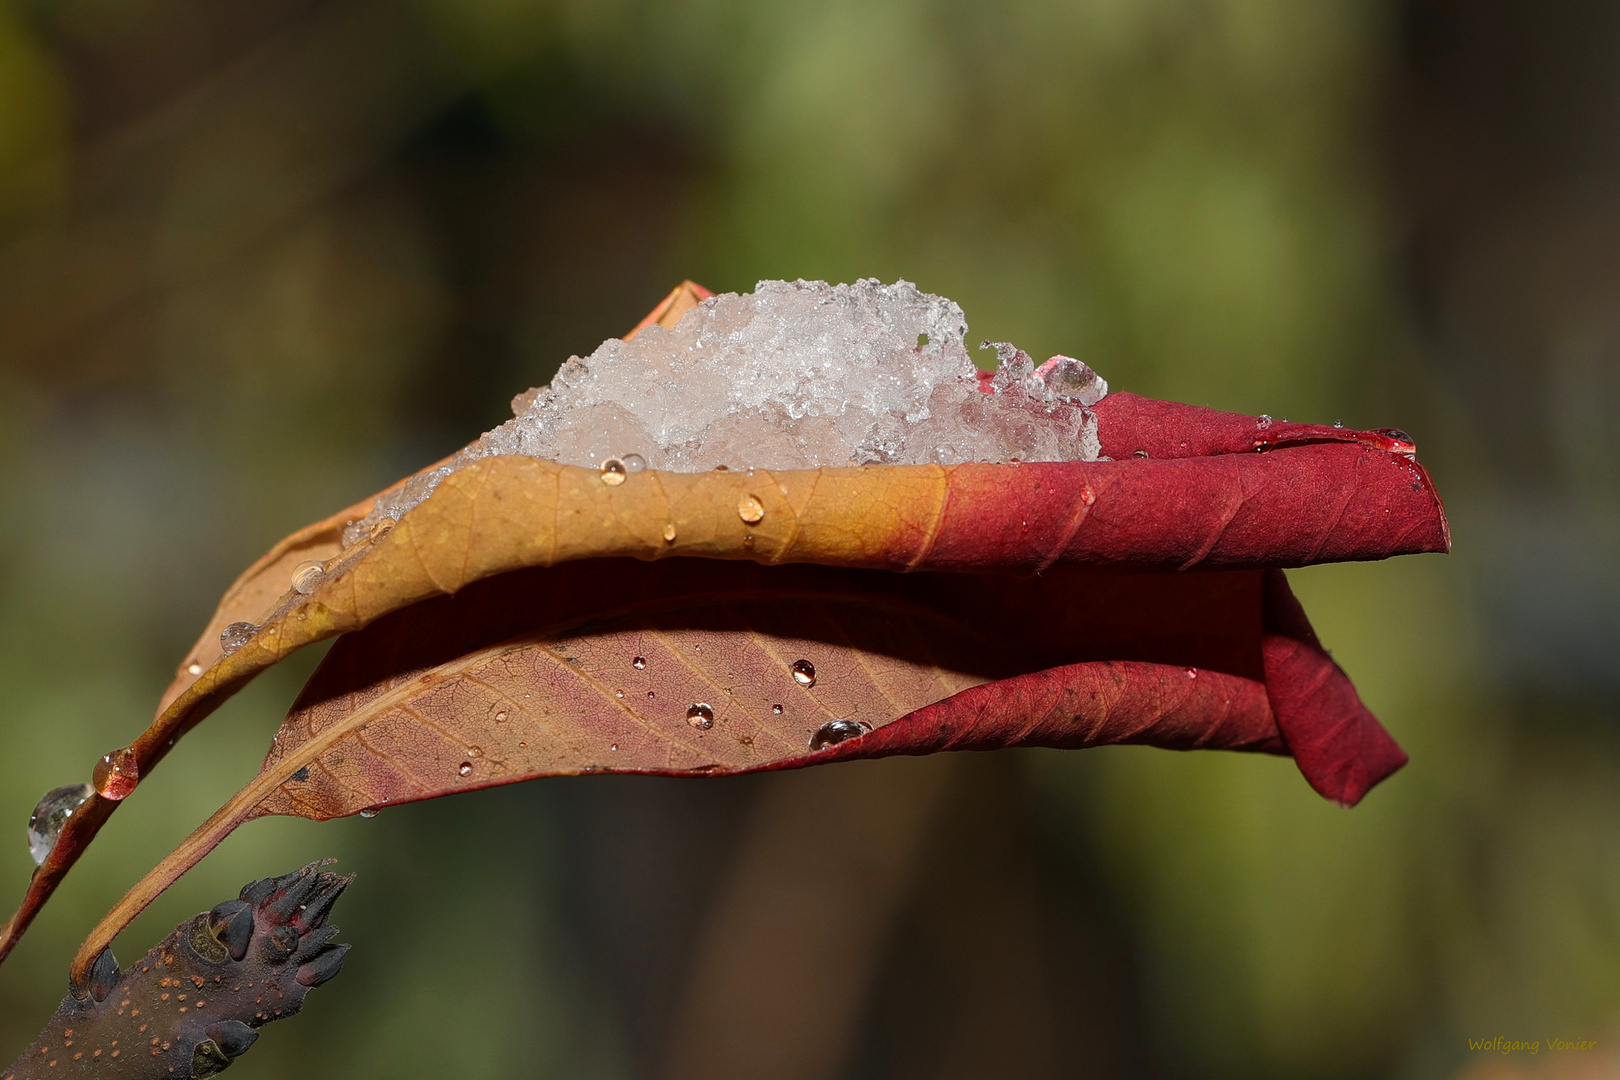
[0,283,1449,981]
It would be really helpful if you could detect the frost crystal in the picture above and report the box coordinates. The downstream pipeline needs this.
[348,279,1107,543]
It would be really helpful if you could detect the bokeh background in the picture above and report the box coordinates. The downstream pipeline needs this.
[1,0,1617,1076]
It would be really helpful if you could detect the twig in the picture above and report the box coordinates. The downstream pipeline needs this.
[5,862,352,1080]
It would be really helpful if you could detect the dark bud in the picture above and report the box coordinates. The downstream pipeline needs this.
[209,899,255,962]
[291,924,340,963]
[205,1020,259,1059]
[86,947,119,1002]
[266,923,299,958]
[263,865,326,924]
[296,943,350,987]
[239,877,277,906]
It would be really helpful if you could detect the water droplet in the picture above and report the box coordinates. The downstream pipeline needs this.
[609,743,619,752]
[742,533,755,550]
[458,762,473,776]
[1333,420,1344,429]
[771,704,784,715]
[1080,486,1096,507]
[632,656,646,669]
[92,747,139,801]
[1377,427,1414,443]
[494,710,508,723]
[663,524,677,543]
[713,464,730,472]
[219,622,256,654]
[790,659,816,687]
[647,691,655,699]
[370,517,396,541]
[737,494,765,524]
[290,560,325,594]
[358,808,379,819]
[808,719,871,750]
[1185,667,1198,679]
[518,741,528,749]
[600,459,627,486]
[466,746,483,758]
[686,703,715,730]
[1256,414,1273,430]
[27,784,93,865]
[186,661,203,677]
[622,453,647,473]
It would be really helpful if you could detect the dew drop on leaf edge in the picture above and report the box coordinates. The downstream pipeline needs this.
[27,783,94,865]
[290,560,325,594]
[600,459,627,486]
[92,747,139,801]
[809,719,871,751]
[219,621,256,654]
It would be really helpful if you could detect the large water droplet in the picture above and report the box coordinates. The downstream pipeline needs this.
[359,808,379,819]
[790,659,816,687]
[632,656,646,669]
[27,784,93,865]
[622,454,647,473]
[92,747,139,801]
[600,459,627,486]
[290,560,325,595]
[737,494,765,524]
[809,719,871,750]
[219,622,256,654]
[458,762,473,776]
[686,703,715,730]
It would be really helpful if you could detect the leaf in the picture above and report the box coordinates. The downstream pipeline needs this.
[0,282,1450,980]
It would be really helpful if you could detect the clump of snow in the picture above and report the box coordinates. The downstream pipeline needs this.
[346,279,1107,544]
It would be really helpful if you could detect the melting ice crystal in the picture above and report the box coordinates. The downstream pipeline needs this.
[348,279,1107,541]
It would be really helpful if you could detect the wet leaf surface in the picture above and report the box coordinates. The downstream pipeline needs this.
[0,283,1450,983]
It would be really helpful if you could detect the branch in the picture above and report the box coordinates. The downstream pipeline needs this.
[5,862,351,1080]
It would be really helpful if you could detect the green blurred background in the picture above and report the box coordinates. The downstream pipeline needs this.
[1,0,1616,1076]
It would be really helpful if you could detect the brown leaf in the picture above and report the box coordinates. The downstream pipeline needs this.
[0,282,1449,981]
[71,561,1289,977]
